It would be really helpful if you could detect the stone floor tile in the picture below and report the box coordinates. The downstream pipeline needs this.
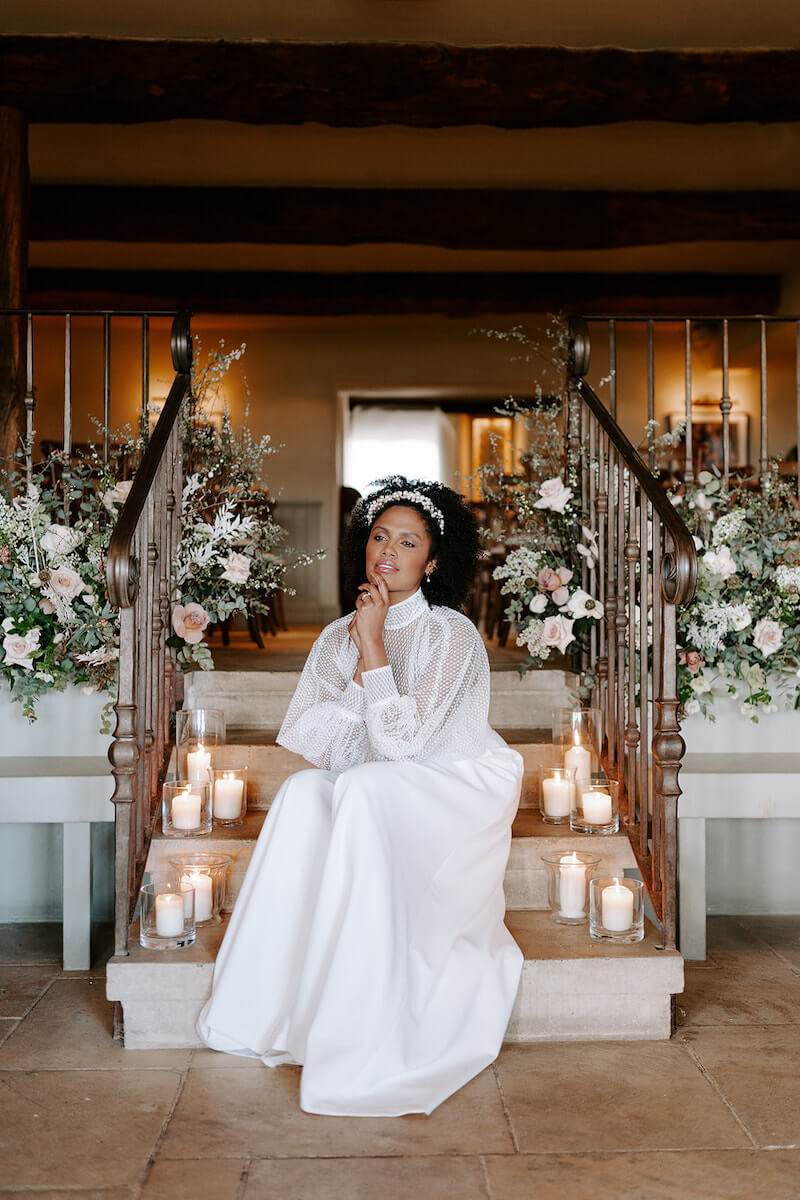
[243,1155,489,1199]
[141,1158,247,1199]
[683,1026,800,1147]
[190,1045,265,1068]
[0,978,191,1070]
[0,1191,136,1199]
[0,965,57,1017]
[494,1043,749,1152]
[703,917,794,980]
[162,1064,513,1159]
[0,1068,182,1190]
[736,915,800,947]
[0,1018,18,1047]
[0,922,62,965]
[484,1149,800,1200]
[678,967,800,1026]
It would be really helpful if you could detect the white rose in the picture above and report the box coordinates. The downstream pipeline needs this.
[528,593,548,614]
[693,492,712,512]
[2,628,41,671]
[49,566,85,602]
[704,547,737,579]
[727,604,752,632]
[684,699,701,715]
[690,675,712,695]
[540,614,576,654]
[102,480,133,512]
[533,476,573,514]
[40,524,83,561]
[221,552,252,585]
[752,618,783,658]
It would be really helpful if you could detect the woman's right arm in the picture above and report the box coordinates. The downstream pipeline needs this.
[276,622,370,771]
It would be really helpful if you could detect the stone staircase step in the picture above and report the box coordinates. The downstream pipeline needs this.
[147,808,638,913]
[186,666,579,732]
[107,910,681,1049]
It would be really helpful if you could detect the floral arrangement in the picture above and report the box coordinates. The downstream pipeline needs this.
[0,447,130,722]
[673,468,800,720]
[474,321,604,682]
[168,340,320,670]
[0,340,320,719]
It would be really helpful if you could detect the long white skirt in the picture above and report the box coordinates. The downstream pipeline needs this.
[196,732,523,1116]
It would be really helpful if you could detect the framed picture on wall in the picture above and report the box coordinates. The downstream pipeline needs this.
[666,403,750,475]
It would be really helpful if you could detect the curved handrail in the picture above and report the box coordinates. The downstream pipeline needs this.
[568,317,697,607]
[106,312,192,608]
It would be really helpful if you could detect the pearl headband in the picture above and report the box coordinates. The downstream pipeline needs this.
[364,489,445,534]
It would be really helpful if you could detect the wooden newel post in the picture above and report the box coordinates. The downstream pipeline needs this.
[0,107,29,466]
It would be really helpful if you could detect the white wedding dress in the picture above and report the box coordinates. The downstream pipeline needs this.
[197,587,523,1116]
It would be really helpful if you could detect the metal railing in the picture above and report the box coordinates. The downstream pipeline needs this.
[105,314,192,956]
[568,318,697,950]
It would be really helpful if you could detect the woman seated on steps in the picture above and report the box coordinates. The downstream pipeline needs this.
[197,475,524,1117]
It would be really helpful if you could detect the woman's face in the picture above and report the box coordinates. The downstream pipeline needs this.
[365,505,434,604]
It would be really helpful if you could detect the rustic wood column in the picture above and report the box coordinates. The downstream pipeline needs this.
[0,107,29,466]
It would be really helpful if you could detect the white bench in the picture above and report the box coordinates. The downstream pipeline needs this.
[0,756,114,969]
[678,752,800,960]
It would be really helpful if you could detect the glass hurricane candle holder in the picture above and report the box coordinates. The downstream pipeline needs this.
[139,876,196,949]
[168,853,232,924]
[162,780,212,838]
[538,764,576,825]
[211,767,247,825]
[570,776,620,835]
[176,708,226,784]
[589,876,645,943]
[552,707,601,787]
[541,851,601,924]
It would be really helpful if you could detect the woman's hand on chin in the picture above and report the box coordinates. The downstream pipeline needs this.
[352,574,390,672]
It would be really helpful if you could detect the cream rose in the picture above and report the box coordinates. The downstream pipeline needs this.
[703,547,737,579]
[49,566,85,602]
[3,628,41,671]
[40,524,83,561]
[102,480,134,512]
[528,593,548,614]
[221,552,252,585]
[540,614,576,654]
[171,602,210,644]
[533,476,573,514]
[752,618,783,658]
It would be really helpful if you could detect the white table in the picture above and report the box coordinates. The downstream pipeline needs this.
[678,752,800,960]
[0,757,114,969]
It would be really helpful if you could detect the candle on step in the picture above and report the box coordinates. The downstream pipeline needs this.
[602,880,634,931]
[187,742,211,784]
[564,740,591,786]
[542,776,571,818]
[182,871,213,921]
[171,787,202,830]
[214,773,244,820]
[582,788,613,825]
[155,892,185,937]
[559,852,586,918]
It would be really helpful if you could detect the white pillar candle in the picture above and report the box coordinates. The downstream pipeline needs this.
[171,787,201,830]
[182,871,213,921]
[582,789,613,825]
[214,774,244,820]
[559,852,586,918]
[187,743,211,784]
[155,892,185,937]
[564,742,591,786]
[542,776,571,818]
[602,880,634,931]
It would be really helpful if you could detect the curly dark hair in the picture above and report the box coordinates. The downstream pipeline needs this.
[341,475,480,611]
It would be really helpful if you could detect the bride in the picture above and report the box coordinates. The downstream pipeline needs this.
[197,476,524,1116]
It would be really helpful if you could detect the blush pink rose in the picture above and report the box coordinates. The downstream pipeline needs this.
[538,568,562,592]
[171,602,210,644]
[540,615,576,655]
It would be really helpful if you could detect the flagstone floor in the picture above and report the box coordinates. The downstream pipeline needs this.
[2,915,800,1198]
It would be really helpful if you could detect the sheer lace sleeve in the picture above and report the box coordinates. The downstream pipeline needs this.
[276,619,370,771]
[361,613,489,762]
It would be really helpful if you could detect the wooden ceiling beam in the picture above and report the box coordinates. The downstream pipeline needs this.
[4,36,800,128]
[27,268,780,317]
[31,185,800,250]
